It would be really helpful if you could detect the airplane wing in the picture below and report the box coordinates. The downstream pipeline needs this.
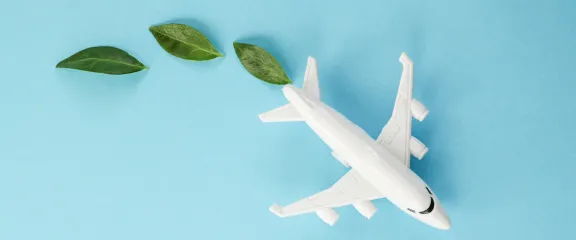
[376,53,429,168]
[270,169,384,225]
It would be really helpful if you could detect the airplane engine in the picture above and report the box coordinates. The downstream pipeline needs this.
[410,136,429,160]
[411,99,429,122]
[316,208,339,226]
[353,201,377,219]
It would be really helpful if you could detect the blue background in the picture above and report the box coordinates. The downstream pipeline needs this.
[1,0,575,239]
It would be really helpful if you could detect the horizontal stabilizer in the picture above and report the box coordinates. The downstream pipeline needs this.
[258,103,303,122]
[269,204,286,217]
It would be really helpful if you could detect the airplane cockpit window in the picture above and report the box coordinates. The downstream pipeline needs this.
[408,188,435,214]
[419,197,435,214]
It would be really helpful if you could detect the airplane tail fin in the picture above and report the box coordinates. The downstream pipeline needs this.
[302,56,320,100]
[258,56,320,123]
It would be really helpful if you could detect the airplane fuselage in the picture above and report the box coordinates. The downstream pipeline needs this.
[282,84,451,230]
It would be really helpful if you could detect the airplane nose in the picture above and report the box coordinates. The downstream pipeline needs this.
[430,199,451,230]
[436,216,451,230]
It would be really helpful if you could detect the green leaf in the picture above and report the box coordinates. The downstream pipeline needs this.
[233,42,292,85]
[149,23,223,61]
[56,46,148,75]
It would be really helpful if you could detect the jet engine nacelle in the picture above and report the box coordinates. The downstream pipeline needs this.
[316,208,339,226]
[353,201,377,219]
[410,136,429,160]
[411,99,429,122]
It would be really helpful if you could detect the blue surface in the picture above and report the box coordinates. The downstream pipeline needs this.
[1,0,575,239]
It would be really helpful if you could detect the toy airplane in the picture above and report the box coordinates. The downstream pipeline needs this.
[259,53,451,230]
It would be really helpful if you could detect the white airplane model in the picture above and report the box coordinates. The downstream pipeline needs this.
[259,53,451,230]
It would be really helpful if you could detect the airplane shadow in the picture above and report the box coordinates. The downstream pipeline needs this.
[403,70,458,204]
[321,65,384,138]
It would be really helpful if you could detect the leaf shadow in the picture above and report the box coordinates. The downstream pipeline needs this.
[233,35,297,91]
[150,18,226,72]
[55,68,147,109]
